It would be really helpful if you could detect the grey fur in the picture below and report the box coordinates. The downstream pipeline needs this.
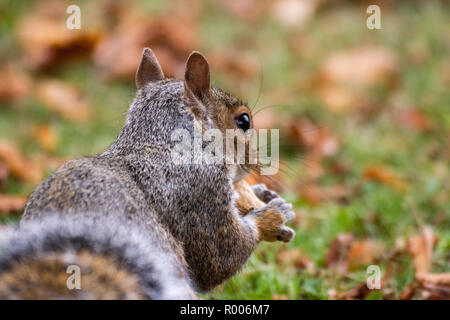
[22,79,259,292]
[0,214,193,299]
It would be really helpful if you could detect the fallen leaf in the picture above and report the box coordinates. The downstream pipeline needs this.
[363,165,407,191]
[276,248,315,273]
[93,10,196,80]
[273,0,319,27]
[316,46,397,112]
[348,240,384,270]
[0,194,27,214]
[0,140,44,184]
[407,227,437,275]
[299,184,353,205]
[32,125,59,152]
[325,233,354,275]
[35,80,90,122]
[0,162,8,190]
[395,108,430,132]
[216,0,265,22]
[272,294,288,300]
[331,283,374,300]
[288,119,338,161]
[17,0,101,69]
[210,51,258,80]
[0,65,32,103]
[415,273,450,300]
[319,46,397,87]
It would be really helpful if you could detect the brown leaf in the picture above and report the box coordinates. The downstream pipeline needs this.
[276,248,315,273]
[348,240,384,270]
[35,80,90,122]
[0,65,32,103]
[0,194,27,214]
[210,51,258,79]
[93,12,196,80]
[395,108,430,132]
[331,283,373,300]
[288,119,338,160]
[416,273,450,300]
[299,184,353,205]
[272,0,319,27]
[407,227,437,275]
[325,233,354,275]
[0,140,43,184]
[32,125,59,152]
[363,165,407,191]
[0,162,8,190]
[316,46,397,112]
[17,0,101,69]
[217,0,265,22]
[320,46,397,87]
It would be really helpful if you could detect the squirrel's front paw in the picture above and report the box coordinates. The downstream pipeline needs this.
[251,184,279,203]
[249,198,295,243]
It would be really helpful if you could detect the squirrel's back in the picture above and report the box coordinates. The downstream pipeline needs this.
[0,215,195,299]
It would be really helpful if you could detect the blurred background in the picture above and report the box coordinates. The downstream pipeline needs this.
[0,0,449,299]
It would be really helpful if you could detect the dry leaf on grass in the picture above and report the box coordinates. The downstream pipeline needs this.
[32,125,59,152]
[288,119,338,160]
[326,234,385,274]
[407,226,436,275]
[0,65,32,103]
[0,194,27,214]
[363,165,407,191]
[272,0,319,27]
[276,248,315,273]
[329,283,374,300]
[299,184,353,205]
[93,10,196,80]
[217,0,265,22]
[35,80,90,122]
[348,240,384,270]
[315,46,397,112]
[0,140,44,184]
[325,233,354,275]
[0,162,8,190]
[394,108,430,132]
[209,51,258,80]
[17,0,101,69]
[405,227,450,299]
[416,273,450,300]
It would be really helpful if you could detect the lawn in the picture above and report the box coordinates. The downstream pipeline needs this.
[0,0,449,299]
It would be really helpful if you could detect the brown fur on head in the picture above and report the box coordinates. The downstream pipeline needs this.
[183,51,257,180]
[136,48,258,182]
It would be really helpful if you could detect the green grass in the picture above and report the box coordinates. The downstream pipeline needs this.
[0,0,449,299]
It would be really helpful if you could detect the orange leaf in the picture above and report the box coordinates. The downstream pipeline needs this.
[36,80,90,122]
[32,125,59,152]
[363,165,407,191]
[407,227,437,275]
[0,140,43,184]
[0,194,27,214]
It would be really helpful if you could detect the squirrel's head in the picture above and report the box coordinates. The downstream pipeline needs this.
[135,48,258,181]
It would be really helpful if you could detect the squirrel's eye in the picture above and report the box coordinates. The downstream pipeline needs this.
[235,113,250,132]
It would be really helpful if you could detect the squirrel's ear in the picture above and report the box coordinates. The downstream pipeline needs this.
[184,51,210,101]
[136,48,165,89]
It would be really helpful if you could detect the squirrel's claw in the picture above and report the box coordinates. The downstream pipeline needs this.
[252,184,279,203]
[276,226,295,242]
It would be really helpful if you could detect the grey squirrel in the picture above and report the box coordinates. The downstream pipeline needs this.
[0,48,295,299]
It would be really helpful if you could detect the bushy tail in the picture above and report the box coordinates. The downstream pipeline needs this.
[0,215,195,300]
